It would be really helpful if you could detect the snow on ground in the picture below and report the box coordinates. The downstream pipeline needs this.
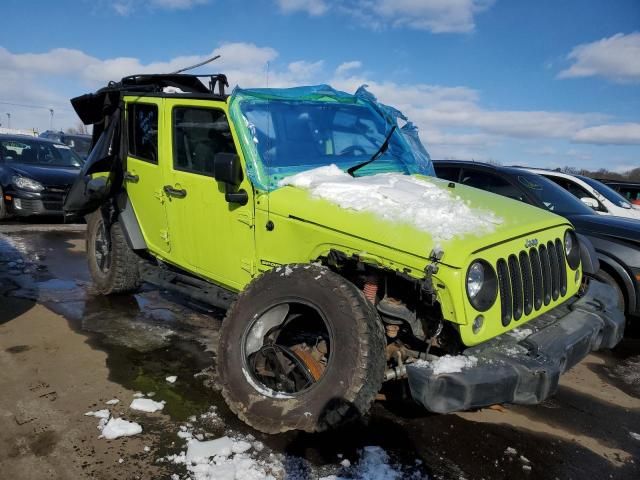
[413,354,478,375]
[85,409,111,430]
[105,398,120,405]
[630,432,640,441]
[100,418,143,440]
[280,165,502,242]
[130,398,166,413]
[166,375,178,383]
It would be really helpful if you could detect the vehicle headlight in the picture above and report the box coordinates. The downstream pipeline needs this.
[466,260,498,311]
[12,175,44,192]
[564,229,580,270]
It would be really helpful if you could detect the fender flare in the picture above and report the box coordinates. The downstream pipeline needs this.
[116,193,147,251]
[597,251,637,316]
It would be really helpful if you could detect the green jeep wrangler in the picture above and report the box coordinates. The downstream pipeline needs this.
[65,74,624,434]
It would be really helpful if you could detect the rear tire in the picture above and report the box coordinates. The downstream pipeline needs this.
[217,264,386,434]
[86,210,140,294]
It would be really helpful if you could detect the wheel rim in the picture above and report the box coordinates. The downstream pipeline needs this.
[94,218,112,274]
[242,301,333,397]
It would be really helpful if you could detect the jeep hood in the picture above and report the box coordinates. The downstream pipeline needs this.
[263,170,569,269]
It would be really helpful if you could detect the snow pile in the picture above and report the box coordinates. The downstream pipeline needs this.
[166,436,283,480]
[507,328,533,342]
[101,418,143,440]
[319,446,406,480]
[85,409,111,430]
[130,398,166,413]
[166,375,178,384]
[414,354,479,375]
[105,398,120,405]
[280,165,502,242]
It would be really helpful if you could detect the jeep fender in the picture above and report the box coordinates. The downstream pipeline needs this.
[596,251,638,316]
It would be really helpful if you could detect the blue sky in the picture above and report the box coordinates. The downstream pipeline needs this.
[1,0,639,171]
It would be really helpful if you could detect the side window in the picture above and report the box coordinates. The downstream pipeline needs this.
[434,165,460,182]
[128,103,158,163]
[460,169,525,201]
[173,107,237,176]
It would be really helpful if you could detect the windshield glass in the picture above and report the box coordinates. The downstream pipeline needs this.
[515,172,594,216]
[0,138,84,167]
[230,85,434,190]
[63,136,92,158]
[578,175,632,208]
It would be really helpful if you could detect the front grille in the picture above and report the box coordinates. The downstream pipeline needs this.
[41,185,68,211]
[496,238,568,326]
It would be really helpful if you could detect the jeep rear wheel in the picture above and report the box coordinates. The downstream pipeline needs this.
[86,210,140,294]
[217,264,386,434]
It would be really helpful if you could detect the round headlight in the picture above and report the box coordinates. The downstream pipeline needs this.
[466,260,498,312]
[467,262,484,299]
[564,230,580,270]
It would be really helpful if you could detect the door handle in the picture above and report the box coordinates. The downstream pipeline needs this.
[124,171,139,183]
[163,185,187,198]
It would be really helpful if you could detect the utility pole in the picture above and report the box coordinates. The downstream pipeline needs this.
[49,108,54,130]
[6,112,10,129]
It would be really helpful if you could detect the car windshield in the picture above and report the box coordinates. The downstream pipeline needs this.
[578,175,632,208]
[515,172,594,216]
[231,85,434,191]
[63,136,92,158]
[1,138,84,167]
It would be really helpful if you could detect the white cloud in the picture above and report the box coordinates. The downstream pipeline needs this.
[572,123,640,145]
[111,0,208,16]
[276,0,329,16]
[281,0,495,33]
[335,61,362,76]
[558,32,640,83]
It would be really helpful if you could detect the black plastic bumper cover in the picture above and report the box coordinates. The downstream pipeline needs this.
[406,280,625,413]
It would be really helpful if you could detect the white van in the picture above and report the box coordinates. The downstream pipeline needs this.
[522,169,640,220]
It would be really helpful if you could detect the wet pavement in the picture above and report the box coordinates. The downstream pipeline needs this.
[1,223,639,479]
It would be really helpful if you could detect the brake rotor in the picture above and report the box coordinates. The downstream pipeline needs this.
[290,344,326,381]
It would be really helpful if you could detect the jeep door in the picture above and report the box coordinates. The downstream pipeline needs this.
[124,99,171,255]
[162,99,255,291]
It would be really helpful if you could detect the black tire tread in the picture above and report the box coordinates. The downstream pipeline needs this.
[218,264,386,434]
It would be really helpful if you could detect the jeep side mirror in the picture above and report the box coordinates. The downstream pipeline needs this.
[580,197,598,210]
[214,153,243,186]
[213,152,248,206]
[86,176,108,199]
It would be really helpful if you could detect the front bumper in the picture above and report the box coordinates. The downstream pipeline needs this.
[406,280,625,413]
[4,188,65,216]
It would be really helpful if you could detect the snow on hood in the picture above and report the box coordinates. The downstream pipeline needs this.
[280,165,502,242]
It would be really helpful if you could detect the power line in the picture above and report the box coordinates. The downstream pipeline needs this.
[0,100,72,111]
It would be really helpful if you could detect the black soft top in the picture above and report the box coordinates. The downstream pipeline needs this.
[71,73,229,126]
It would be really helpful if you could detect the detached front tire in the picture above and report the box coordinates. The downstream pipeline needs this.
[218,264,386,434]
[86,210,140,294]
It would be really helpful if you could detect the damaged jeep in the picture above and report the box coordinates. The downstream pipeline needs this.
[65,73,625,434]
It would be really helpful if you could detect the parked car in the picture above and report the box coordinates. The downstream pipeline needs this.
[434,160,640,322]
[520,168,640,220]
[0,135,84,219]
[596,179,640,206]
[39,130,92,159]
[64,74,623,434]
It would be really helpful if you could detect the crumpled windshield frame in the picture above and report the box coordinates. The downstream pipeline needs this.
[228,84,434,191]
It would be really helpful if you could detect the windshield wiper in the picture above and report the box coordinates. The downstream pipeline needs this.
[347,125,397,177]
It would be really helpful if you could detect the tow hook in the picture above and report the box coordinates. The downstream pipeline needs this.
[422,248,444,304]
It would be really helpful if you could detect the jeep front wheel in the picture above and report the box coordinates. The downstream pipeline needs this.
[217,264,386,434]
[86,211,140,294]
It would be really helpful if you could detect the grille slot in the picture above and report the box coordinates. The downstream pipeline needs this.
[496,259,512,326]
[495,237,568,325]
[530,248,543,310]
[555,239,568,296]
[508,255,524,321]
[519,251,534,316]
